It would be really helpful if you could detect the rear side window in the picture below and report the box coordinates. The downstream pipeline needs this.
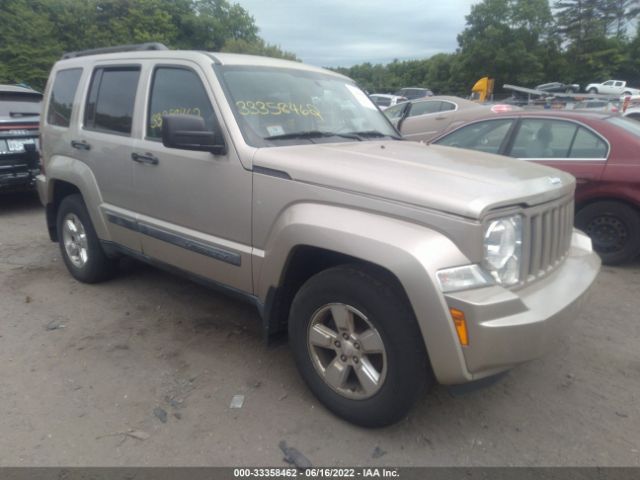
[147,67,214,139]
[47,68,82,127]
[569,128,608,158]
[409,101,441,117]
[84,66,140,135]
[440,101,456,112]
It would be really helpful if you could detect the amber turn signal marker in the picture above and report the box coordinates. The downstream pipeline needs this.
[450,308,469,346]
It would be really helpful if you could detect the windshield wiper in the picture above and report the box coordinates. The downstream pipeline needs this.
[10,112,39,118]
[264,130,362,141]
[347,130,402,140]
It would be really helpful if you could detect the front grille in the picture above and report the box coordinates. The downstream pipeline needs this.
[522,195,574,283]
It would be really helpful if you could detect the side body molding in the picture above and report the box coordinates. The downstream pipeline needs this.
[254,202,475,384]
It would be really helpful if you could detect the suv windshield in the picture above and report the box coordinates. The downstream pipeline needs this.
[0,92,42,118]
[215,65,399,147]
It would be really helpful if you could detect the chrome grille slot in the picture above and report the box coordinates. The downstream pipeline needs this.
[542,211,552,271]
[524,196,574,283]
[529,214,543,276]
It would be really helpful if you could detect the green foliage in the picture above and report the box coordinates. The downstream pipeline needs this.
[221,38,298,61]
[1,0,638,95]
[0,0,296,90]
[335,0,639,96]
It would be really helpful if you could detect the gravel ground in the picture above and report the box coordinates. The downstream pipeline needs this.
[0,191,639,466]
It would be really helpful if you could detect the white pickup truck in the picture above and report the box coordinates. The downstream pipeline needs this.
[585,79,640,96]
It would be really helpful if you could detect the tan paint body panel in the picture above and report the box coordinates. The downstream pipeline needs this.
[253,141,575,219]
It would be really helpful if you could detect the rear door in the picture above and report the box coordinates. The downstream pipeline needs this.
[506,118,608,188]
[132,62,253,293]
[76,63,143,252]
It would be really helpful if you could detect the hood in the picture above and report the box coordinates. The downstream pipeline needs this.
[253,140,575,219]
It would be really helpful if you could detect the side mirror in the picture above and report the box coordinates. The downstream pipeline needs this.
[161,114,226,155]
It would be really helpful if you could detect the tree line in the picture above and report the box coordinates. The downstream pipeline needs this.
[334,0,640,96]
[1,0,638,96]
[0,0,297,90]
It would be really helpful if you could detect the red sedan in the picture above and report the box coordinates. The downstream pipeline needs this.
[431,110,640,264]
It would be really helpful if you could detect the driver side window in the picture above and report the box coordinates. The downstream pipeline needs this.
[147,67,214,140]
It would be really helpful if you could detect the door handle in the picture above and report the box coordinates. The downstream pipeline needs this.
[131,152,159,165]
[71,140,91,150]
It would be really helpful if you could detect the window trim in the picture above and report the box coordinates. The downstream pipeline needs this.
[45,67,83,129]
[82,64,142,137]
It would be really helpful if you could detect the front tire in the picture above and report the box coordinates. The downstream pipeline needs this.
[575,201,640,264]
[57,194,116,283]
[288,265,432,427]
[588,87,598,94]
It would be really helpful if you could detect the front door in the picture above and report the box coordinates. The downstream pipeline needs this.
[133,63,253,293]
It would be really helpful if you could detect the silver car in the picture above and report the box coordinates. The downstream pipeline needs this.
[384,95,518,142]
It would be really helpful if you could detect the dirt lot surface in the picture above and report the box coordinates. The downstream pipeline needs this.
[1,191,639,467]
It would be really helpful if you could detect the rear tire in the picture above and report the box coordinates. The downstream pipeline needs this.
[57,194,117,283]
[288,265,432,427]
[575,201,640,265]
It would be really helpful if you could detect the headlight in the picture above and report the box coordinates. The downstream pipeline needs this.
[483,215,522,286]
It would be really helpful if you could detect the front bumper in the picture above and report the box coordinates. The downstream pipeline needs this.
[444,230,600,381]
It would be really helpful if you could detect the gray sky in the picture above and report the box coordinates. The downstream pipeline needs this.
[235,0,480,68]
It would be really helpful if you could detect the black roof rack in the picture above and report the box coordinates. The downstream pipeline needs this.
[62,42,168,59]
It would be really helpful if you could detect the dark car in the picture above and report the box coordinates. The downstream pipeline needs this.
[536,82,580,94]
[0,85,42,193]
[432,110,640,264]
[393,87,433,100]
